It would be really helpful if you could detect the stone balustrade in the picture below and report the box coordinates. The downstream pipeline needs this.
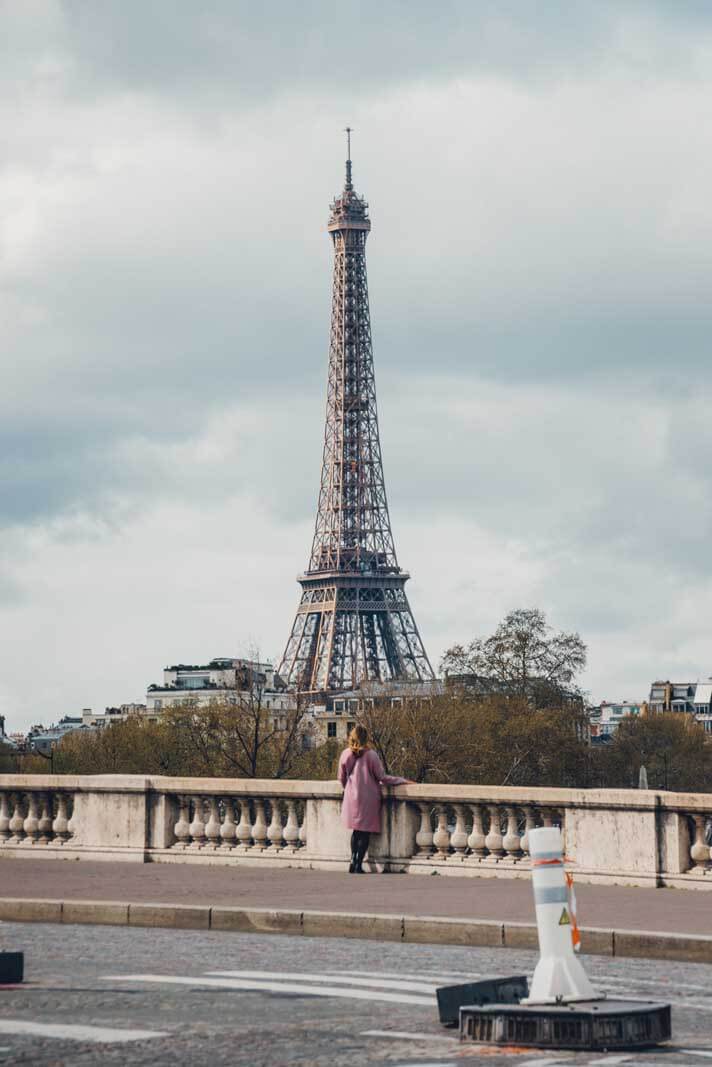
[1,774,712,889]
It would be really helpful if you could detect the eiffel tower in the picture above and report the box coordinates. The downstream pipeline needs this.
[279,133,434,696]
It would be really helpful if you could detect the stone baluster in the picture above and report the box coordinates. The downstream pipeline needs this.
[690,814,711,868]
[23,792,40,845]
[37,793,53,844]
[485,804,505,859]
[174,796,191,849]
[542,808,554,828]
[520,806,536,857]
[451,804,469,855]
[298,805,308,849]
[502,806,522,860]
[52,793,70,843]
[267,800,285,849]
[252,799,268,850]
[414,804,434,856]
[467,804,487,857]
[205,797,221,849]
[433,806,451,857]
[236,798,253,849]
[220,798,237,849]
[188,796,207,849]
[0,792,11,844]
[8,794,25,844]
[283,801,300,851]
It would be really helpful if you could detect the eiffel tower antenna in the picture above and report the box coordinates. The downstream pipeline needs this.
[278,140,434,696]
[345,126,353,189]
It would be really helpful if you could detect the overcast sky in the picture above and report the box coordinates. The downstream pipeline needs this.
[3,1,712,731]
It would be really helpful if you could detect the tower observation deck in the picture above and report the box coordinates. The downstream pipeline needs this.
[278,135,434,697]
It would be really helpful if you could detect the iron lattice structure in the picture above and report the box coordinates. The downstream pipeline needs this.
[279,144,434,696]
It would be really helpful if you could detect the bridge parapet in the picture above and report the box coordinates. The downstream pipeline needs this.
[0,775,710,889]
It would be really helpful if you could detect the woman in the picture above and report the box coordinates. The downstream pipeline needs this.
[338,724,409,874]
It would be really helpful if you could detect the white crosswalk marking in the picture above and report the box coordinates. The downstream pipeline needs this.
[208,969,439,993]
[514,1060,566,1067]
[588,1056,635,1065]
[363,1029,456,1043]
[605,994,711,1012]
[0,1021,166,1044]
[593,972,709,994]
[339,968,480,982]
[102,973,433,1006]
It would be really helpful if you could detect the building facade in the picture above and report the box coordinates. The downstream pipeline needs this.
[81,704,152,728]
[648,679,712,732]
[146,657,293,716]
[589,701,644,740]
[310,679,444,746]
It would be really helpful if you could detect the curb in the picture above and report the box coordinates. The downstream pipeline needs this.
[1,897,711,964]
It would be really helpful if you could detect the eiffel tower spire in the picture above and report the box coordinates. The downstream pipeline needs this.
[279,138,434,695]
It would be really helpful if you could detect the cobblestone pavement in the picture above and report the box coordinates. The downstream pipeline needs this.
[1,923,711,1066]
[1,858,711,934]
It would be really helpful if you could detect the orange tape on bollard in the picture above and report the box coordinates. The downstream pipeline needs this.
[565,870,581,952]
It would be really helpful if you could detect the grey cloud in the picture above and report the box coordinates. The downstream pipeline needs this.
[4,1,712,111]
[31,3,685,99]
[381,376,712,586]
[4,3,712,724]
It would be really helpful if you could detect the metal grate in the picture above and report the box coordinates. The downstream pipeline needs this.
[460,1000,671,1050]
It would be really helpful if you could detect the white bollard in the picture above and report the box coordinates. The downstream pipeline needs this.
[523,826,599,1005]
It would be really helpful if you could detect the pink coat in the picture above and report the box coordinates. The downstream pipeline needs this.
[338,747,406,832]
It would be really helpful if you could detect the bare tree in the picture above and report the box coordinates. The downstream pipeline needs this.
[441,608,586,707]
[163,667,312,779]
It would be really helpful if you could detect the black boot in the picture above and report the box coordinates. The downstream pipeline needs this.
[354,832,369,873]
[349,832,358,874]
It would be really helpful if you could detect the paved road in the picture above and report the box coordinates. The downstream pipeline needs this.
[1,922,712,1065]
[1,859,711,934]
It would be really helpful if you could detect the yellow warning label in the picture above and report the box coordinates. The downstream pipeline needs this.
[558,907,570,926]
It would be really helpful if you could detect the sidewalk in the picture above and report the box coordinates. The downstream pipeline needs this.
[0,857,709,936]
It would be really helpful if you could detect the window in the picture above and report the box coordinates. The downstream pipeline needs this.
[153,700,162,710]
[347,721,355,734]
[180,676,209,689]
[327,721,337,738]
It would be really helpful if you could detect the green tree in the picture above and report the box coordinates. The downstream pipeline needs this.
[0,742,20,774]
[54,718,179,775]
[597,713,712,793]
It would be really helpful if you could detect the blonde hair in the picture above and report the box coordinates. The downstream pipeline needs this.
[348,724,369,758]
